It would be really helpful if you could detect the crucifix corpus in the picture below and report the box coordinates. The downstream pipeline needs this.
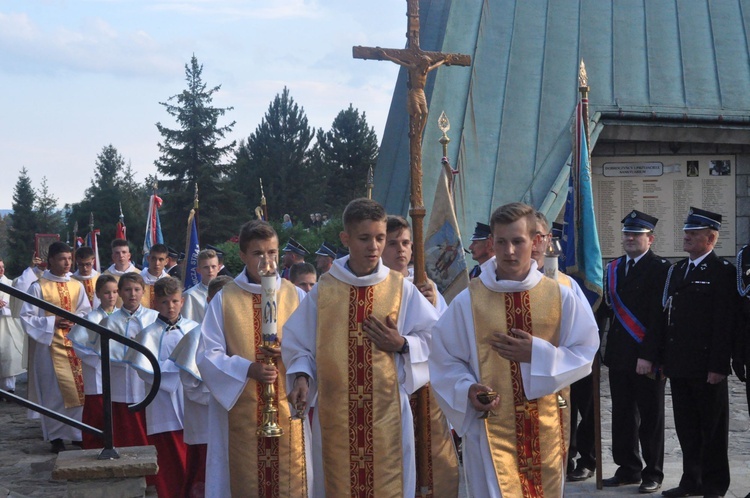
[353,1,471,496]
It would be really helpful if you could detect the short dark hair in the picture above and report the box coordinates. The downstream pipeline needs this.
[117,272,144,291]
[290,262,316,283]
[76,246,95,260]
[111,239,129,250]
[95,274,117,294]
[490,202,537,237]
[154,276,182,298]
[208,275,233,301]
[48,242,72,262]
[386,215,411,235]
[342,198,386,230]
[149,244,169,256]
[239,220,277,253]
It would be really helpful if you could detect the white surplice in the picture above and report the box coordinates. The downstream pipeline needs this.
[68,307,115,395]
[428,258,599,498]
[102,263,138,277]
[126,316,198,435]
[169,325,210,445]
[100,306,159,403]
[281,256,439,498]
[197,270,310,498]
[71,269,101,310]
[0,274,26,389]
[20,270,92,441]
[182,282,208,324]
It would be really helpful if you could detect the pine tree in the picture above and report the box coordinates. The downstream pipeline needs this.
[7,168,37,275]
[35,177,65,235]
[155,54,244,246]
[311,104,379,213]
[232,87,315,222]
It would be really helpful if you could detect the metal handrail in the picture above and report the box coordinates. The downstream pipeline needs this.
[0,280,161,460]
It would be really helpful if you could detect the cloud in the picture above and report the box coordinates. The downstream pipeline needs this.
[146,0,321,20]
[0,10,182,78]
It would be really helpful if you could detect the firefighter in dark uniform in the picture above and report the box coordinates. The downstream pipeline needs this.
[467,222,493,279]
[598,210,670,494]
[661,207,737,498]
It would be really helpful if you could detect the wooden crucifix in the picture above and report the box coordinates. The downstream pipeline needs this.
[353,1,471,496]
[353,0,470,289]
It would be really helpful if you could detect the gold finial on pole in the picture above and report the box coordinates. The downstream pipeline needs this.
[578,59,591,158]
[366,166,375,199]
[438,111,451,158]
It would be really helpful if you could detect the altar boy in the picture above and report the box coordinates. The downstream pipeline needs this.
[283,198,439,498]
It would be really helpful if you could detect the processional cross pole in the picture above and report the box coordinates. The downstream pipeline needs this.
[353,0,470,288]
[353,1,470,496]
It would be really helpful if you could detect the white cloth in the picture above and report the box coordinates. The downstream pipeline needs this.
[182,282,208,324]
[19,271,92,441]
[103,263,138,277]
[100,306,159,403]
[139,268,168,285]
[169,326,210,445]
[406,268,448,315]
[428,258,599,498]
[197,269,309,498]
[68,307,114,395]
[126,316,198,435]
[71,269,101,310]
[281,256,439,498]
[0,275,25,379]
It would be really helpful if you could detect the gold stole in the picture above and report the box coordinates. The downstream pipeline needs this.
[141,284,156,309]
[39,278,85,408]
[222,280,305,498]
[73,275,98,307]
[470,276,565,498]
[554,273,572,460]
[316,271,404,498]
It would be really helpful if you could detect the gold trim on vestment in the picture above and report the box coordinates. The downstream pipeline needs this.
[72,274,98,307]
[39,278,85,408]
[222,280,305,497]
[316,271,404,498]
[141,284,155,310]
[470,276,565,498]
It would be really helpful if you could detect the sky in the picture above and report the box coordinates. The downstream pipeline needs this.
[0,0,408,210]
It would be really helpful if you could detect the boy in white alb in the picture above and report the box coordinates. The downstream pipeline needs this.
[182,248,219,323]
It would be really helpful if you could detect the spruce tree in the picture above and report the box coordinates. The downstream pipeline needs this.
[35,177,64,235]
[155,55,244,246]
[232,87,315,222]
[7,168,37,275]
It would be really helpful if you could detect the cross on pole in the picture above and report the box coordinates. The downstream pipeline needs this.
[353,0,470,289]
[353,2,470,496]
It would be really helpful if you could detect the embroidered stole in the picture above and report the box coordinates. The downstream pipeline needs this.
[39,278,85,408]
[222,280,305,498]
[73,275,98,307]
[552,273,572,461]
[470,276,565,498]
[316,271,404,498]
[141,284,156,310]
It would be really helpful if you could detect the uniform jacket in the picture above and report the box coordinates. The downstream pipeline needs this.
[662,251,737,378]
[598,250,670,371]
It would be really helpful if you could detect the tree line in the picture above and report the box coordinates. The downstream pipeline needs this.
[1,55,378,275]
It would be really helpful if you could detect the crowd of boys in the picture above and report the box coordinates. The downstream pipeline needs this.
[4,197,749,498]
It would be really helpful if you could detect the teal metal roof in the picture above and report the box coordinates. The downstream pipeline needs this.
[374,0,750,236]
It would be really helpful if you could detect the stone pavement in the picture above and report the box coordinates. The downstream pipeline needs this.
[1,369,750,497]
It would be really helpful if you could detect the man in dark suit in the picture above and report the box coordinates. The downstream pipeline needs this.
[598,210,670,493]
[467,222,493,279]
[661,207,737,498]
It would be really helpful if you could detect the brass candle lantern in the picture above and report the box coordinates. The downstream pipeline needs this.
[543,234,562,281]
[257,256,283,437]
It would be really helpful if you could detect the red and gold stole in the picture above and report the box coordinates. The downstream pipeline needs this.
[73,274,98,307]
[470,276,565,498]
[141,284,156,310]
[316,271,404,498]
[222,279,305,498]
[39,278,85,408]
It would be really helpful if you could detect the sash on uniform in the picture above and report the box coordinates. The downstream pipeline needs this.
[316,271,404,498]
[39,278,85,408]
[470,276,565,498]
[222,280,306,498]
[607,259,647,344]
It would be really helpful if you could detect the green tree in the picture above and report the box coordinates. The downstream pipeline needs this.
[232,87,315,221]
[0,214,9,261]
[311,104,379,213]
[66,145,148,266]
[155,54,245,247]
[35,177,65,235]
[7,168,37,275]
